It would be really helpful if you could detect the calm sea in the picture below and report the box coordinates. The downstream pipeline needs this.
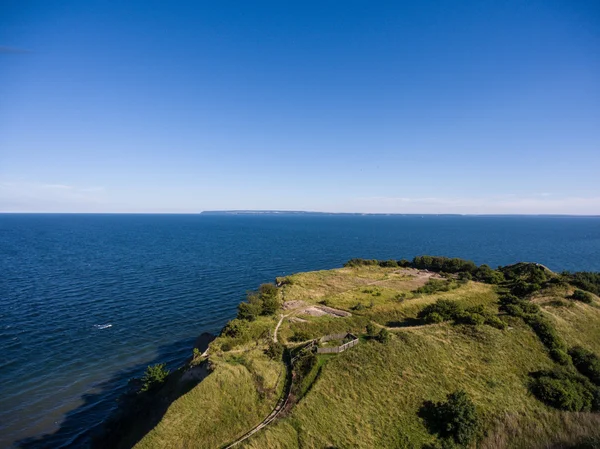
[1,214,599,448]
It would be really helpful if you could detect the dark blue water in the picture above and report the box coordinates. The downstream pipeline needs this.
[1,214,599,448]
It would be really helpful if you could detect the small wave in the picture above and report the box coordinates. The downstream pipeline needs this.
[93,324,112,330]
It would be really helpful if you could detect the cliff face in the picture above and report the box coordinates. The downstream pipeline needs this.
[120,262,600,449]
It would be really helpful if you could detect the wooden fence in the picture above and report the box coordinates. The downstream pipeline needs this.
[316,333,359,354]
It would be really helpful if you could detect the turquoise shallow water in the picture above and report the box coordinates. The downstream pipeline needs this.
[1,213,599,448]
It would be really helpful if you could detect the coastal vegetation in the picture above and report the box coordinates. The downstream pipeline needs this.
[102,256,600,449]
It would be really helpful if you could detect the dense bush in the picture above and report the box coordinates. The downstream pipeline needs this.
[221,319,250,339]
[473,264,504,284]
[237,283,281,320]
[525,314,567,353]
[294,350,316,376]
[265,340,284,360]
[377,328,391,344]
[454,305,507,329]
[419,390,480,446]
[501,263,549,284]
[379,259,399,267]
[457,271,473,282]
[237,298,262,321]
[569,346,600,385]
[529,369,599,412]
[140,363,170,392]
[484,315,508,330]
[344,258,379,267]
[412,256,478,274]
[510,279,541,298]
[499,294,540,316]
[455,311,486,326]
[366,322,377,337]
[550,349,572,366]
[571,289,594,304]
[397,259,412,267]
[414,279,456,295]
[290,330,312,342]
[418,299,461,323]
[566,272,600,296]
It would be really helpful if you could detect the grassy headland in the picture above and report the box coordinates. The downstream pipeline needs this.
[106,257,600,449]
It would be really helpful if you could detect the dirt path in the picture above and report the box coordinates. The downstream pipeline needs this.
[223,313,293,448]
[273,313,289,343]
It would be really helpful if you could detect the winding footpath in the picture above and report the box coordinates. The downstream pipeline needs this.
[223,314,293,448]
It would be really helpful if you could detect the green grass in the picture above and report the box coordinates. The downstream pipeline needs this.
[134,348,283,449]
[132,265,600,449]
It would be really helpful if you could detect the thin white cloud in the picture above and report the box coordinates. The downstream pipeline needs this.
[349,194,600,215]
[0,180,108,212]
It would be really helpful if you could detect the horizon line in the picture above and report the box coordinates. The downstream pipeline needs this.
[1,210,600,217]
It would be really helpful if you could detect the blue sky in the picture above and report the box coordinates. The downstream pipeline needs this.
[1,1,599,214]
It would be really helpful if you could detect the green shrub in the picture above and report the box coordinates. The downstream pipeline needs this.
[412,256,478,274]
[237,284,281,319]
[237,300,262,321]
[418,299,461,323]
[569,346,600,385]
[220,341,233,352]
[503,303,525,317]
[377,328,391,344]
[366,323,377,337]
[457,271,473,281]
[221,319,249,339]
[425,312,445,324]
[499,294,539,316]
[566,272,600,296]
[352,302,366,311]
[261,294,281,315]
[571,289,594,304]
[419,390,479,446]
[525,314,566,353]
[379,259,398,267]
[501,263,549,284]
[510,280,541,297]
[265,341,284,360]
[529,369,597,412]
[397,259,412,267]
[455,311,486,326]
[473,265,504,284]
[290,330,312,342]
[140,363,169,392]
[344,258,379,267]
[259,283,278,298]
[414,279,455,295]
[550,349,572,366]
[192,347,202,359]
[484,315,508,330]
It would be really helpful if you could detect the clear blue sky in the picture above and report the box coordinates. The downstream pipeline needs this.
[1,1,598,214]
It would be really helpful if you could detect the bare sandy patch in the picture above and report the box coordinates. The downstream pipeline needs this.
[283,300,308,310]
[299,305,352,318]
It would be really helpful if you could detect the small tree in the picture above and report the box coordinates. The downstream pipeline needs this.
[259,283,278,298]
[141,363,169,392]
[420,390,479,446]
[265,340,284,360]
[261,295,281,315]
[366,322,377,337]
[377,328,390,344]
[571,290,594,304]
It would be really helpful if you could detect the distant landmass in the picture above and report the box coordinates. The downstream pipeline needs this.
[201,210,600,217]
[200,210,463,216]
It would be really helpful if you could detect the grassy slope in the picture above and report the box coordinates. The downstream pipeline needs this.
[134,315,285,449]
[135,266,600,449]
